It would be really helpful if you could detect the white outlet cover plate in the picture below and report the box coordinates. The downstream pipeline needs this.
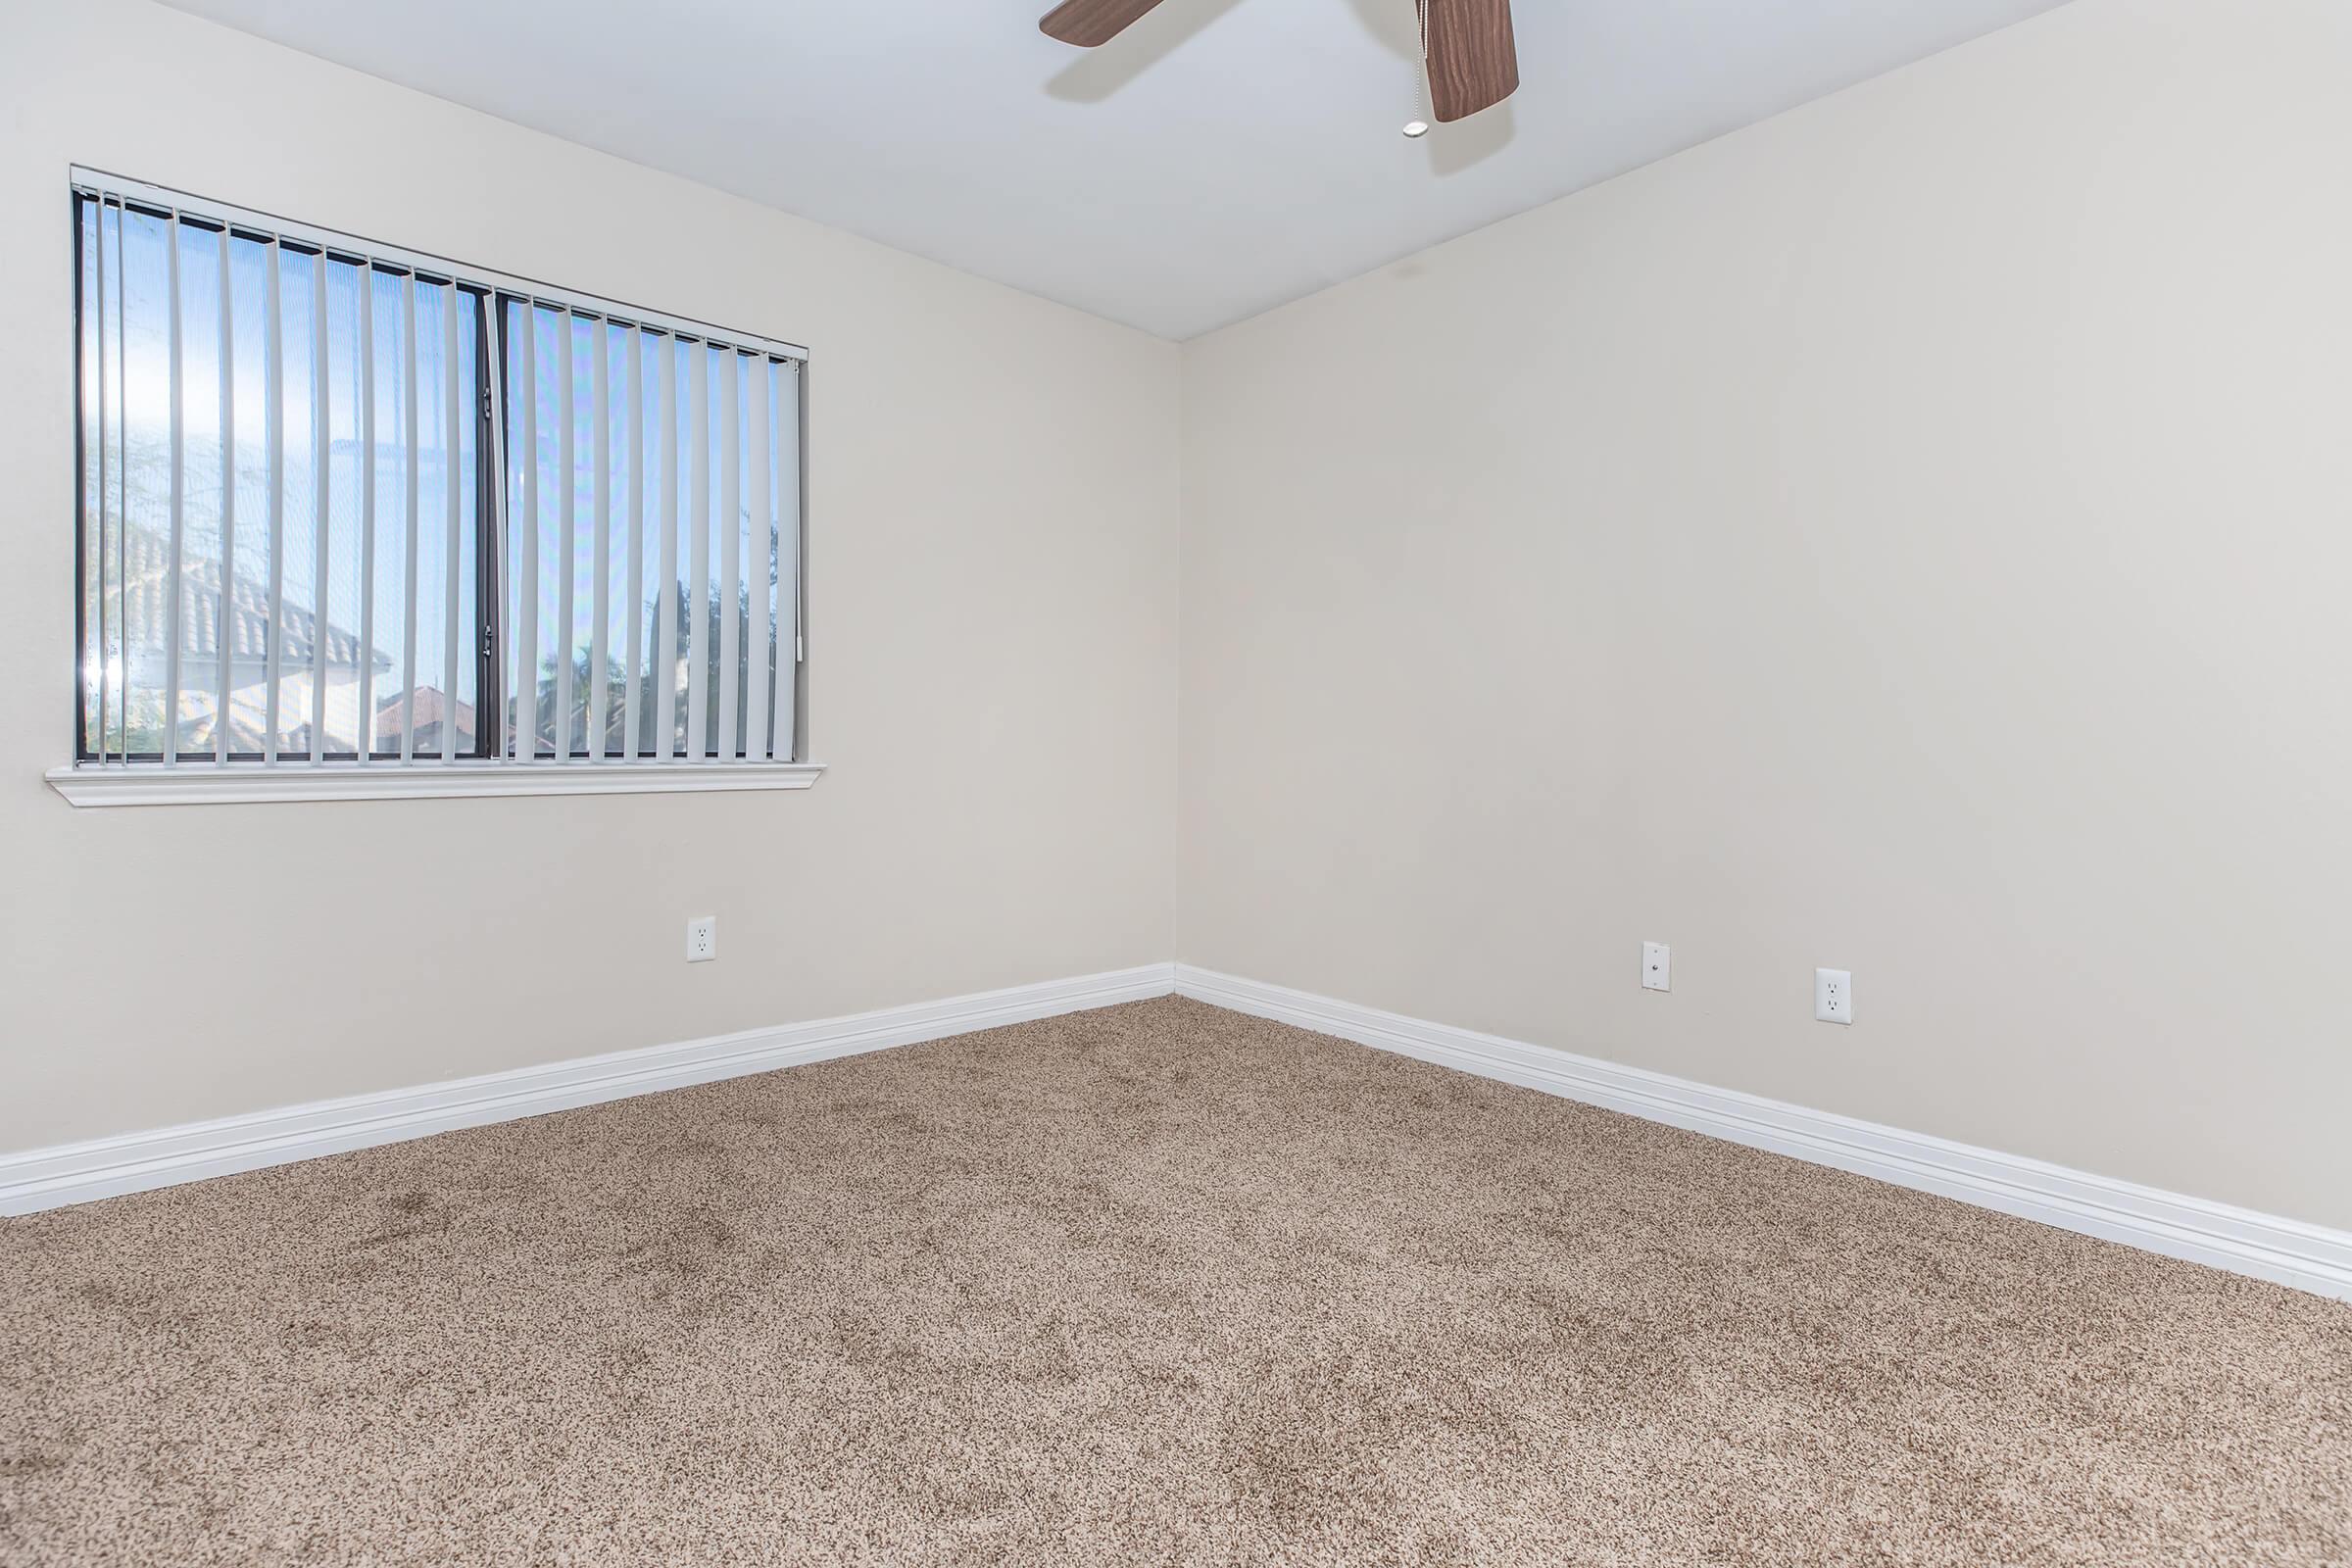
[1815,967,1852,1024]
[1642,941,1671,992]
[686,916,717,962]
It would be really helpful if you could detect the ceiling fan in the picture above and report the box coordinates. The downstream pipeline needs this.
[1038,0,1520,125]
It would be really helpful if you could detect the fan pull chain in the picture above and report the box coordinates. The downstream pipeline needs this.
[1404,0,1433,137]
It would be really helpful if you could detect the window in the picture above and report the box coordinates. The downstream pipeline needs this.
[58,171,813,805]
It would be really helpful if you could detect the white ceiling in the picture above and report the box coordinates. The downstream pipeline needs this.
[158,0,2071,340]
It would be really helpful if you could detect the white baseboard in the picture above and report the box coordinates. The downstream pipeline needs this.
[1175,964,2352,1303]
[13,958,2345,1305]
[0,963,1178,1216]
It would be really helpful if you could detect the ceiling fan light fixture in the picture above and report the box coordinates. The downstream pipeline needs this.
[1402,120,1431,138]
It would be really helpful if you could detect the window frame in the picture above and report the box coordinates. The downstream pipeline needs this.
[50,168,820,807]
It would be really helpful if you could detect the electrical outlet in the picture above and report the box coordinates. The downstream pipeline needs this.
[1642,941,1671,992]
[685,916,717,963]
[1815,967,1851,1025]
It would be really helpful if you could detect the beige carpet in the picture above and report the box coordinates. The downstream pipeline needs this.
[3,997,2346,1567]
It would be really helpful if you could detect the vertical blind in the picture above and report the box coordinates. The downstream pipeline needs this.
[72,171,806,772]
[503,300,802,762]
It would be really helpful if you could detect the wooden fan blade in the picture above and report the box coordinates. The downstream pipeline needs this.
[1040,0,1171,47]
[1424,0,1518,122]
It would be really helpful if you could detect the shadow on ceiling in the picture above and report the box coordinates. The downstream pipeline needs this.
[1044,0,1251,103]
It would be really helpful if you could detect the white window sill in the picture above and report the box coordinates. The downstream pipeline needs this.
[46,760,828,808]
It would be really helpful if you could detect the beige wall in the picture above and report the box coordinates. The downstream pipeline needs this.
[0,0,1180,1150]
[1177,0,2352,1229]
